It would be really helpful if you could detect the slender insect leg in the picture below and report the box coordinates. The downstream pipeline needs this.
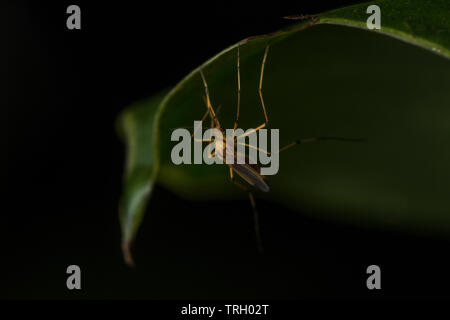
[201,94,215,129]
[192,98,224,139]
[192,138,215,160]
[278,137,365,153]
[193,138,214,142]
[235,141,270,155]
[234,123,267,159]
[233,44,241,131]
[235,122,266,141]
[258,45,270,127]
[232,44,270,139]
[210,115,214,134]
[229,167,264,253]
[278,137,319,153]
[191,107,211,138]
[208,95,215,134]
[199,70,221,128]
[248,192,263,253]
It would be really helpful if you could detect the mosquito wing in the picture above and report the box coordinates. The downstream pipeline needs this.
[231,163,270,192]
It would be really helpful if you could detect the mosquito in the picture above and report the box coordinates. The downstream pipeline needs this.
[193,43,362,252]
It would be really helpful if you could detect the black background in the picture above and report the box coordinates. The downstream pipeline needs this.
[5,0,450,300]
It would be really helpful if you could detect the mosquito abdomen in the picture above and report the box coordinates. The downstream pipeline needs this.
[231,163,270,192]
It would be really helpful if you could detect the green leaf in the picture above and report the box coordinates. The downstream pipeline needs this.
[117,91,167,266]
[318,0,450,59]
[117,0,450,264]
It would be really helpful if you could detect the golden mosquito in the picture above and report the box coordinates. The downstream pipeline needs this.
[193,44,362,252]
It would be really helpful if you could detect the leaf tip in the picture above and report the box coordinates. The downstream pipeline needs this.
[122,239,136,267]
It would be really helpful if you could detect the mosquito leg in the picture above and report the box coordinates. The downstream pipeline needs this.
[278,136,365,153]
[258,45,270,128]
[235,122,266,141]
[201,94,215,129]
[193,138,214,143]
[191,107,211,138]
[229,167,264,253]
[210,115,214,136]
[199,69,221,128]
[191,98,224,139]
[233,44,241,131]
[248,192,264,253]
[206,95,215,136]
[236,141,270,156]
[232,44,270,139]
[204,146,216,159]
